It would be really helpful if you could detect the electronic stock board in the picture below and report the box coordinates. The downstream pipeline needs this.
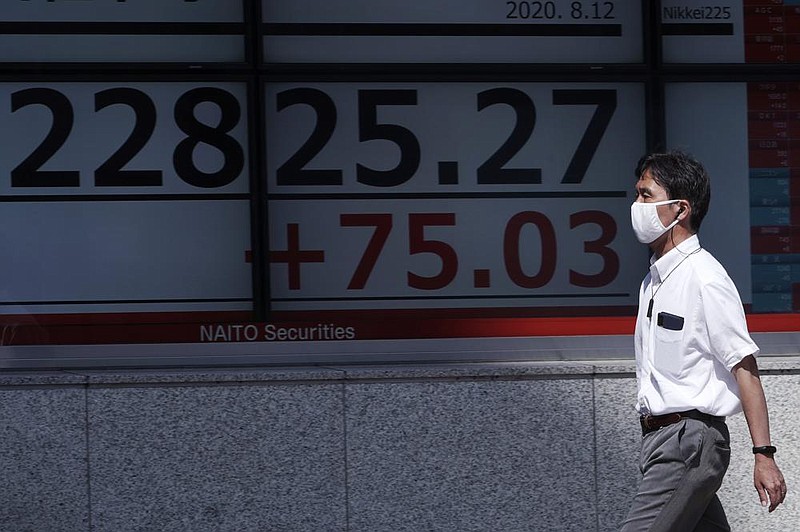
[1,1,799,363]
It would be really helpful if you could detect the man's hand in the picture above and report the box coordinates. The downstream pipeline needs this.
[754,454,786,512]
[732,355,787,512]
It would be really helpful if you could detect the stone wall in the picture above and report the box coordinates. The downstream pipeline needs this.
[1,358,797,531]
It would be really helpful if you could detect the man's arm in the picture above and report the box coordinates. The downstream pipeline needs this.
[732,354,787,512]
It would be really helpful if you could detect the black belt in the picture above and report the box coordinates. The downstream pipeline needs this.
[640,409,725,435]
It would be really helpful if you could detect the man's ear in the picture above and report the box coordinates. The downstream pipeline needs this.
[676,200,690,220]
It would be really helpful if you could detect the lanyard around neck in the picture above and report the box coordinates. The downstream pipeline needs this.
[647,247,701,319]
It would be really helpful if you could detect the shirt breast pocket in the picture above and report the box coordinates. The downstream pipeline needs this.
[655,313,685,375]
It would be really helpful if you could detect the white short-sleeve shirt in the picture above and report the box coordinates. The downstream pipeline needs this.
[634,235,759,417]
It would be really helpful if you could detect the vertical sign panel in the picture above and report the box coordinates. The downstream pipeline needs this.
[666,82,800,311]
[747,82,800,311]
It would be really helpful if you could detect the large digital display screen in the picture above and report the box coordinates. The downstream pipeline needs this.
[0,0,247,63]
[2,2,800,365]
[262,0,644,63]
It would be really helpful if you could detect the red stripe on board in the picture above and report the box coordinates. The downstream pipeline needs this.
[0,311,797,346]
[2,315,636,345]
[746,313,800,332]
[339,316,638,338]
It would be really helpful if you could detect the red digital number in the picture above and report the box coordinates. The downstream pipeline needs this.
[408,213,458,290]
[503,211,557,289]
[569,210,619,288]
[334,209,619,293]
[340,213,393,289]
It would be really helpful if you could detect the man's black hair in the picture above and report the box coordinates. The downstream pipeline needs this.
[635,151,711,232]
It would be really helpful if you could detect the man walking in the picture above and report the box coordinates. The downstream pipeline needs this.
[621,151,786,531]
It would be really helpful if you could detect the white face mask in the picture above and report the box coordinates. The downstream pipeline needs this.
[630,199,681,244]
